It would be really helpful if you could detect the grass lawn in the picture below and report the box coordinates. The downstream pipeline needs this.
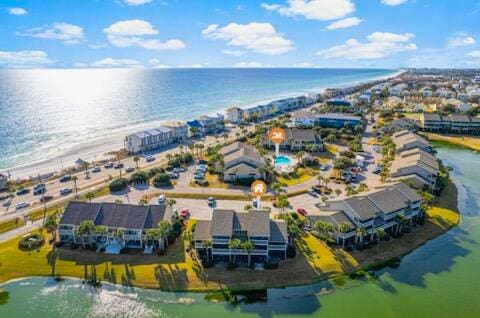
[277,167,317,186]
[403,112,422,119]
[324,143,338,155]
[420,132,480,152]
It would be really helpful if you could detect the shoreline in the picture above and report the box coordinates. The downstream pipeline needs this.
[1,69,403,180]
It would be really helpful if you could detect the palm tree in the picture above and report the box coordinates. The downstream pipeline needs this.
[296,151,306,165]
[166,153,173,163]
[133,155,140,169]
[72,175,79,196]
[85,192,95,203]
[355,226,367,247]
[337,222,351,249]
[166,198,177,208]
[228,238,241,264]
[375,228,387,252]
[202,240,212,260]
[158,220,170,251]
[197,144,205,158]
[317,174,324,187]
[182,230,193,250]
[270,182,283,195]
[94,226,108,243]
[335,189,342,197]
[44,214,58,242]
[77,220,95,249]
[115,228,125,245]
[394,214,407,235]
[324,177,330,192]
[242,240,255,267]
[83,162,90,179]
[188,144,195,156]
[146,228,160,250]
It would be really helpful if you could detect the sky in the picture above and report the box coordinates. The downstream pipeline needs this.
[1,0,480,69]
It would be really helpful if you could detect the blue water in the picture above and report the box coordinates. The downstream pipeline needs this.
[275,155,292,166]
[0,68,397,170]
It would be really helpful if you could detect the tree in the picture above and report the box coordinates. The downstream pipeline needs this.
[167,198,177,208]
[375,228,387,252]
[130,171,149,184]
[228,238,241,264]
[114,228,125,244]
[83,162,90,179]
[270,182,283,195]
[77,220,95,249]
[242,240,255,267]
[158,220,170,251]
[152,173,171,187]
[276,194,290,213]
[324,133,337,143]
[138,195,148,206]
[337,222,351,249]
[146,229,160,250]
[86,192,95,203]
[335,189,342,197]
[72,175,78,196]
[202,240,212,260]
[94,226,108,243]
[355,226,367,247]
[109,178,128,192]
[133,155,140,169]
[394,214,407,235]
[44,214,58,242]
[182,230,193,249]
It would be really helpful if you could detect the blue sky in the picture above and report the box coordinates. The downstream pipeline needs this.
[1,0,480,69]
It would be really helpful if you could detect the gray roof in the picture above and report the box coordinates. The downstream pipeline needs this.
[448,114,471,123]
[368,188,409,214]
[219,141,243,156]
[269,220,288,243]
[421,113,442,121]
[284,128,321,142]
[193,220,212,241]
[95,203,148,229]
[344,196,382,221]
[316,113,362,121]
[234,211,270,237]
[391,182,422,202]
[307,211,355,230]
[210,209,234,236]
[60,202,101,226]
[223,144,263,165]
[144,205,174,229]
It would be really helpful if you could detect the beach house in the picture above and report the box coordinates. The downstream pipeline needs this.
[316,113,362,129]
[226,107,244,124]
[162,121,189,141]
[198,114,225,133]
[0,173,8,191]
[58,202,175,252]
[291,109,316,127]
[264,128,323,152]
[389,148,439,189]
[193,209,288,263]
[125,127,173,154]
[219,142,265,182]
[392,130,432,153]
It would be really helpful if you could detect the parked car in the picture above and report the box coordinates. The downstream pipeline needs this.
[307,190,318,197]
[145,155,155,162]
[114,162,124,169]
[207,197,216,206]
[2,199,12,207]
[168,172,179,179]
[125,167,135,173]
[373,165,382,174]
[311,185,322,194]
[16,188,30,195]
[173,167,185,173]
[33,186,46,195]
[158,194,166,205]
[180,209,190,219]
[194,173,205,180]
[91,166,101,173]
[319,164,329,171]
[59,175,72,182]
[16,202,30,209]
[198,159,208,165]
[40,195,53,202]
[0,194,12,201]
[252,200,259,209]
[60,188,73,196]
[297,208,308,216]
[104,162,114,169]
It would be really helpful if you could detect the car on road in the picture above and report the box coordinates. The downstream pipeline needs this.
[125,167,135,173]
[33,186,46,195]
[114,162,124,169]
[207,197,216,207]
[0,194,13,201]
[16,188,30,195]
[104,162,114,169]
[158,194,166,205]
[40,195,53,202]
[297,208,308,216]
[2,199,12,207]
[145,155,155,162]
[60,188,73,196]
[307,190,318,197]
[16,202,30,209]
[59,175,72,182]
[373,164,382,174]
[91,166,101,173]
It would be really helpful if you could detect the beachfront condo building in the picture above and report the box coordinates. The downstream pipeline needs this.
[306,183,423,246]
[125,127,173,154]
[58,202,175,252]
[226,107,244,124]
[264,128,323,152]
[219,142,265,182]
[162,121,189,141]
[0,173,7,191]
[193,209,288,263]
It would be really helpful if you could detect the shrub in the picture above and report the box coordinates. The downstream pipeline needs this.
[109,178,128,192]
[264,261,279,270]
[226,262,238,270]
[153,173,172,187]
[286,245,296,258]
[165,165,174,172]
[202,258,214,268]
[18,233,45,251]
[148,167,165,178]
[130,171,149,184]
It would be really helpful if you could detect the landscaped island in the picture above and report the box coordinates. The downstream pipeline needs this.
[0,178,458,292]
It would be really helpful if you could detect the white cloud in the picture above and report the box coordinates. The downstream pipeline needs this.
[467,50,480,58]
[89,43,108,49]
[18,22,85,45]
[103,19,185,50]
[221,49,246,57]
[233,61,268,68]
[148,58,169,68]
[317,32,416,60]
[8,7,27,15]
[326,17,363,30]
[202,22,294,55]
[448,36,476,48]
[0,50,52,68]
[90,57,143,68]
[261,0,355,21]
[381,0,408,5]
[123,0,152,6]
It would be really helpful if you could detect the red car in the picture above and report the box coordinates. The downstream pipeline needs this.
[180,209,190,219]
[297,208,307,216]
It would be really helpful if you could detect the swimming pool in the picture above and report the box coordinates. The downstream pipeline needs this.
[275,155,292,166]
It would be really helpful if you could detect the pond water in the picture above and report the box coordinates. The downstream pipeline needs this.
[1,147,479,317]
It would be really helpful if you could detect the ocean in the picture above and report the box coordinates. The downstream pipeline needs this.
[0,68,397,172]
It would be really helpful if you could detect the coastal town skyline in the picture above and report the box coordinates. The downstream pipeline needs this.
[2,0,480,69]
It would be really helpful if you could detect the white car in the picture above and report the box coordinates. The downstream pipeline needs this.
[125,167,135,173]
[2,199,12,207]
[158,194,166,205]
[16,202,30,209]
[91,166,101,173]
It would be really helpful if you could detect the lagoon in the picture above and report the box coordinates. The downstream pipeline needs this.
[0,147,479,317]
